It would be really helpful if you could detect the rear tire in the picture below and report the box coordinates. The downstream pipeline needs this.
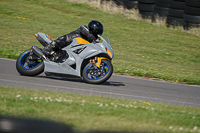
[82,59,113,84]
[16,49,44,76]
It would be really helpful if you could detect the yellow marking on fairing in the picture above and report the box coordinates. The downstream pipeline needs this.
[76,37,89,45]
[106,47,113,58]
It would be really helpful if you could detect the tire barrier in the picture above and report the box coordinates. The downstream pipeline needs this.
[123,0,138,9]
[185,0,200,8]
[88,0,200,30]
[152,0,170,22]
[166,0,185,27]
[155,0,170,8]
[110,0,123,6]
[184,5,200,16]
[183,0,200,29]
[138,0,155,19]
[100,0,123,6]
[100,0,138,9]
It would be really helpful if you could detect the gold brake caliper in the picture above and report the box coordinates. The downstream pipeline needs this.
[90,57,109,68]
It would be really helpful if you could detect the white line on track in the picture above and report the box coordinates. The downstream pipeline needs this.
[114,74,200,88]
[0,78,199,107]
[1,58,200,107]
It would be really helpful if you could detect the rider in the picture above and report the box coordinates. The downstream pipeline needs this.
[42,20,104,55]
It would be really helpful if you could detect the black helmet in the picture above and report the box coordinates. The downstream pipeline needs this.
[88,20,104,38]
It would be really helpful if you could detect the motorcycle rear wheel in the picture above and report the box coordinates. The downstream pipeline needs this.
[82,59,113,84]
[16,49,44,76]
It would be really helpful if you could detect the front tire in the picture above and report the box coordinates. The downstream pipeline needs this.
[16,49,44,76]
[82,59,113,84]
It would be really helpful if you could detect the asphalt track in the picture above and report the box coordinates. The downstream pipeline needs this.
[0,58,200,107]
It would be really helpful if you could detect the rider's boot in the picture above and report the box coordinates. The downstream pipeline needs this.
[42,41,57,55]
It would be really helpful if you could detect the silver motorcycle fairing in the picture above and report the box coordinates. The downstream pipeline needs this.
[44,35,114,77]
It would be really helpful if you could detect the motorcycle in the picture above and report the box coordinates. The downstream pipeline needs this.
[16,32,114,84]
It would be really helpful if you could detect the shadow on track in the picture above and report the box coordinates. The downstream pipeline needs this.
[101,81,125,86]
[37,75,125,87]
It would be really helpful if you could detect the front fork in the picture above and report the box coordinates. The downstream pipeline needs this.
[90,56,109,68]
[87,57,109,78]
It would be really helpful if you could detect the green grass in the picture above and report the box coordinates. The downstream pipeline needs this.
[0,1,199,132]
[0,0,200,85]
[1,86,200,133]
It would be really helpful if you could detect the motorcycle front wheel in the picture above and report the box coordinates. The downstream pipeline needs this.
[16,49,44,76]
[82,59,113,84]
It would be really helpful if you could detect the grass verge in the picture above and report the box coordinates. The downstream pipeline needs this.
[1,86,200,133]
[0,0,200,85]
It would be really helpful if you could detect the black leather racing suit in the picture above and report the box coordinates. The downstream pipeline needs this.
[53,25,96,49]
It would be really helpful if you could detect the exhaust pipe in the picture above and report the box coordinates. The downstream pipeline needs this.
[31,46,46,59]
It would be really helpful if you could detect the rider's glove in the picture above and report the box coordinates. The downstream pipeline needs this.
[80,25,89,35]
[80,25,96,41]
[87,33,96,41]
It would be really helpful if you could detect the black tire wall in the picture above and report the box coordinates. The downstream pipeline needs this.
[123,0,138,9]
[185,0,200,8]
[101,0,138,9]
[99,0,200,30]
[138,0,155,19]
[183,0,200,29]
[152,0,170,22]
[167,0,185,27]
